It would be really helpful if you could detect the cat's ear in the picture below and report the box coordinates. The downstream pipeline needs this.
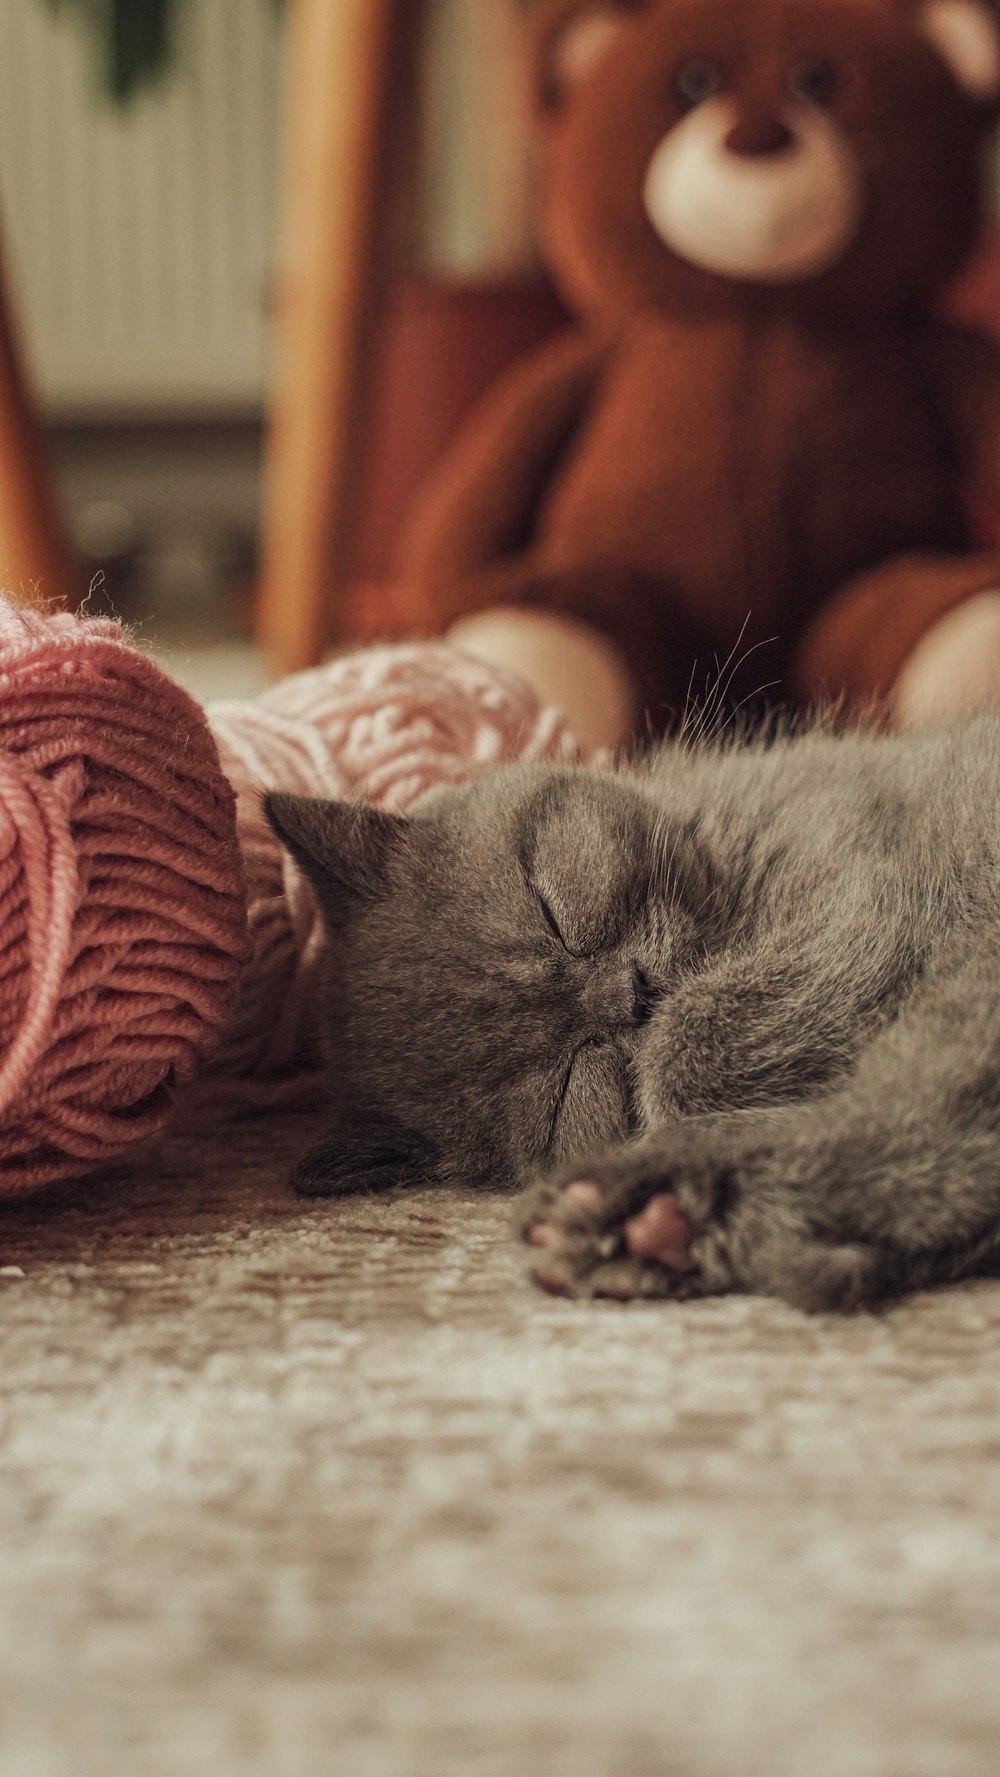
[291,1123,434,1198]
[264,792,408,923]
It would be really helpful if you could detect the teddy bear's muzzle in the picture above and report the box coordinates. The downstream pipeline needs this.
[642,95,863,285]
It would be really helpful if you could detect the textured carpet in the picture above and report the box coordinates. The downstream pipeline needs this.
[2,1117,1000,1777]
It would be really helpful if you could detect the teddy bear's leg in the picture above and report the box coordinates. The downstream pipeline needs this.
[441,561,716,749]
[792,551,1000,719]
[447,605,637,751]
[892,593,1000,726]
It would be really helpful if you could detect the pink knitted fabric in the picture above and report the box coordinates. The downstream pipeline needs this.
[0,600,248,1195]
[202,643,583,1106]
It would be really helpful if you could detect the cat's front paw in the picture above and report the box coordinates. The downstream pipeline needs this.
[517,1123,897,1311]
[516,1132,726,1302]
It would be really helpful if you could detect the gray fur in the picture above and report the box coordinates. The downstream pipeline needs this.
[265,713,1000,1311]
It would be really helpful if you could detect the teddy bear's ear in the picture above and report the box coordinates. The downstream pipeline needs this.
[918,0,1000,101]
[530,0,646,117]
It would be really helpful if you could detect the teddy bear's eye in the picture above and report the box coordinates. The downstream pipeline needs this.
[673,58,723,110]
[787,58,837,104]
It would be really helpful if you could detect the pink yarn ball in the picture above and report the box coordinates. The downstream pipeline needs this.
[0,600,249,1195]
[203,643,583,1105]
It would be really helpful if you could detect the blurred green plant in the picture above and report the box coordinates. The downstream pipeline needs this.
[46,0,176,103]
[46,0,282,104]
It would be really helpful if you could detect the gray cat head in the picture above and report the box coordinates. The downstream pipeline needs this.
[265,764,726,1196]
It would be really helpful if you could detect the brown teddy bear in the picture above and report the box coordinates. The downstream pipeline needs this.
[399,0,1000,747]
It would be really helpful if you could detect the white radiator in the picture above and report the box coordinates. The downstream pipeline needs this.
[0,0,283,415]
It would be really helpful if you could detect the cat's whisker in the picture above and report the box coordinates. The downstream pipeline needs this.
[712,675,782,741]
[675,615,782,753]
[700,634,780,748]
[691,613,754,742]
[677,657,702,752]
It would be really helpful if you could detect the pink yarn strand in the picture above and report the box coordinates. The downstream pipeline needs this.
[0,598,248,1194]
[0,757,78,1111]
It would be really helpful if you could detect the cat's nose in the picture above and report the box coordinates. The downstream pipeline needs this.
[631,963,657,1025]
[580,959,656,1030]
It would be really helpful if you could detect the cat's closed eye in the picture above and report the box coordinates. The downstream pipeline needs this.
[523,786,651,958]
[530,862,630,958]
[536,888,571,951]
[547,1035,632,1158]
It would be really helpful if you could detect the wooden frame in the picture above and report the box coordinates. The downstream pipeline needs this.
[0,229,74,611]
[258,0,422,674]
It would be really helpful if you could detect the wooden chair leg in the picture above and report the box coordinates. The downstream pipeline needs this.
[258,0,421,675]
[0,232,75,611]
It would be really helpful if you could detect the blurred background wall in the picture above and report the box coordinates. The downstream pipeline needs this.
[0,0,281,417]
[0,0,537,417]
[0,0,539,661]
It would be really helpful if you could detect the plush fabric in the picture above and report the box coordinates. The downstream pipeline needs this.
[401,0,1000,727]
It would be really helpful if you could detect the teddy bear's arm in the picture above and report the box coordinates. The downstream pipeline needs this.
[924,319,1000,496]
[401,328,604,619]
[793,321,1000,710]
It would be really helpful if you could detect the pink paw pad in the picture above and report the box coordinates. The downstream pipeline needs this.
[532,1267,571,1296]
[624,1194,697,1272]
[527,1221,565,1249]
[562,1180,602,1214]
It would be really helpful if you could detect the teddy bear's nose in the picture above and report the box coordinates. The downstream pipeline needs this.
[724,112,795,157]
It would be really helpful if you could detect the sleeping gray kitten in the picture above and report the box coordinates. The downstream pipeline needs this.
[265,714,1000,1312]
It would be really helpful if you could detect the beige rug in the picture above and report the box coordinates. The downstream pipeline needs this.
[2,1116,999,1777]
